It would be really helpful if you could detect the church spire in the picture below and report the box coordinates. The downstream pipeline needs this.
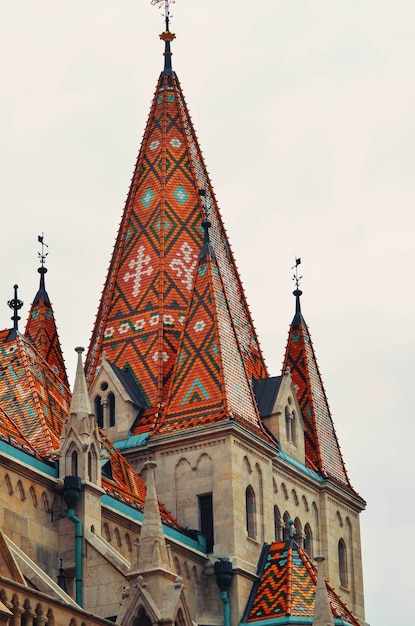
[85,12,267,427]
[282,266,359,495]
[25,235,68,387]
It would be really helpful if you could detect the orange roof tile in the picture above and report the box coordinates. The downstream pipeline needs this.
[85,41,267,430]
[242,540,359,625]
[0,330,71,457]
[154,230,270,440]
[25,267,68,387]
[282,292,362,499]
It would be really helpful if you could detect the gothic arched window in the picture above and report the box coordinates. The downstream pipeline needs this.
[274,506,282,541]
[245,486,256,539]
[304,523,313,556]
[108,392,115,427]
[134,607,152,626]
[94,396,103,428]
[71,450,78,476]
[338,538,348,587]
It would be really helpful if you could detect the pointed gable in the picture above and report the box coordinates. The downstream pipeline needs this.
[25,266,68,387]
[282,291,358,493]
[154,228,266,438]
[0,329,71,456]
[85,37,267,426]
[241,540,359,625]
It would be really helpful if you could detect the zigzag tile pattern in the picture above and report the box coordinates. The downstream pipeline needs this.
[282,304,352,489]
[245,541,359,625]
[0,405,38,456]
[0,330,71,456]
[85,67,267,431]
[156,248,263,437]
[25,278,68,387]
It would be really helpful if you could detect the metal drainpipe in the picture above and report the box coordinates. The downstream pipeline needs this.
[221,590,231,626]
[67,507,83,606]
[214,558,234,626]
[63,476,83,607]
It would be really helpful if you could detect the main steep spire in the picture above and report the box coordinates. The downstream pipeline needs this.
[25,236,68,387]
[85,15,267,427]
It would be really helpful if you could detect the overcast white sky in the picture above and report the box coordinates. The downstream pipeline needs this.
[1,2,414,624]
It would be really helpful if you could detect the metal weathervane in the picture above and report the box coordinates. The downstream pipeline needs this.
[38,233,48,268]
[292,257,302,290]
[151,0,175,31]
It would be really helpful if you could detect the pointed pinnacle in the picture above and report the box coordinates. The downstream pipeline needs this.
[69,347,92,416]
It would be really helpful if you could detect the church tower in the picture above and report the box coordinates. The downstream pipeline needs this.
[81,4,366,624]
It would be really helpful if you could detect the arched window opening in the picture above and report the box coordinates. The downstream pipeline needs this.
[274,506,282,541]
[338,538,348,587]
[108,392,115,427]
[304,523,313,556]
[133,607,152,626]
[87,452,92,482]
[246,486,256,539]
[285,406,296,445]
[291,410,297,445]
[71,450,78,476]
[294,517,303,548]
[283,511,291,541]
[175,608,186,626]
[94,396,103,428]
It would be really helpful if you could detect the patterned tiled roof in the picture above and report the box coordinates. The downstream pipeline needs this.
[101,434,181,529]
[242,540,359,625]
[0,329,71,456]
[0,328,182,529]
[154,232,267,438]
[0,405,38,457]
[85,37,267,431]
[282,292,359,495]
[25,268,69,387]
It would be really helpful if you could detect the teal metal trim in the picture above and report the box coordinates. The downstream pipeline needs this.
[239,618,351,625]
[67,508,83,607]
[101,494,206,553]
[113,433,150,450]
[222,591,231,626]
[0,440,57,477]
[278,450,325,483]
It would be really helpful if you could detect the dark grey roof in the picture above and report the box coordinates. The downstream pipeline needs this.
[109,362,147,411]
[252,376,282,418]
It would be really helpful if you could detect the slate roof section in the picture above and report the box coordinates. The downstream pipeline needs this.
[25,267,69,387]
[154,232,268,439]
[0,329,71,456]
[85,33,267,431]
[109,362,148,411]
[282,291,362,499]
[241,540,359,625]
[252,376,282,418]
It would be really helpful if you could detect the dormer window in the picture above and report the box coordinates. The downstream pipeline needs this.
[285,399,297,446]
